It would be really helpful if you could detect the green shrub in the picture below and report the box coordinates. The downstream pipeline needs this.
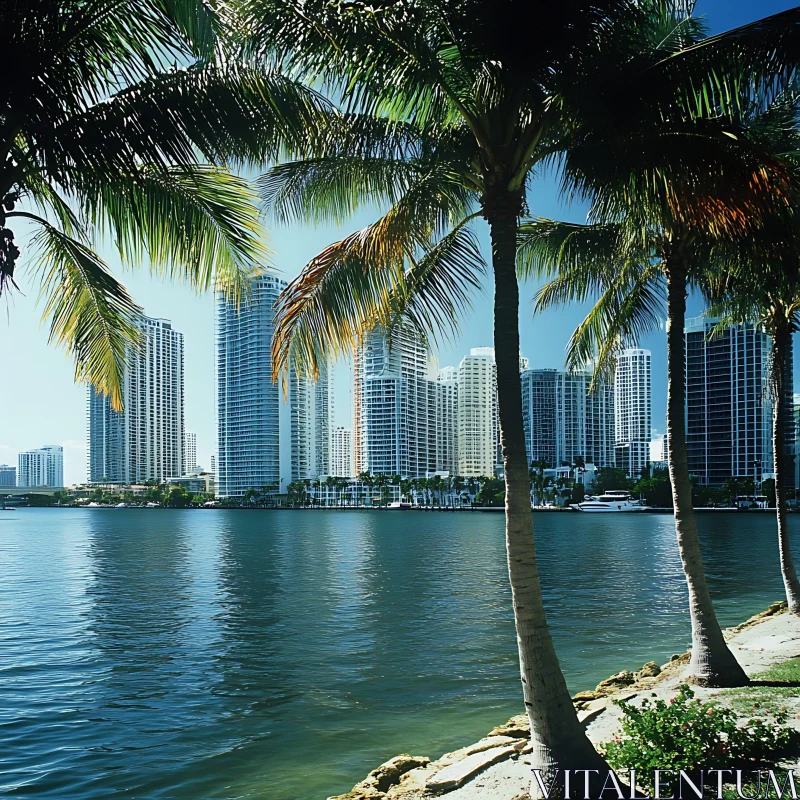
[603,685,796,791]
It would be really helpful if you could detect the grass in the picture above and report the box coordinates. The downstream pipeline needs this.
[725,656,800,717]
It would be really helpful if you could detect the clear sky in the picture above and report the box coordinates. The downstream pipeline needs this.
[1,0,797,485]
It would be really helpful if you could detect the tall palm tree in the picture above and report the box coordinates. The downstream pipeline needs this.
[522,90,800,684]
[2,0,327,407]
[244,0,800,776]
[703,103,800,612]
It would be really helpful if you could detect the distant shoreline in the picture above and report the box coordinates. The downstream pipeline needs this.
[8,505,786,513]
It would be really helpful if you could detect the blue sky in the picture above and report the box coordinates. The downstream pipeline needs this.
[1,0,796,485]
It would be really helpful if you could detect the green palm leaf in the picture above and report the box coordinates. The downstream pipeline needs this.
[30,221,141,410]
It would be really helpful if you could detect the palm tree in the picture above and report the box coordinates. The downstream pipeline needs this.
[1,0,328,407]
[522,90,800,683]
[245,0,800,775]
[703,125,800,612]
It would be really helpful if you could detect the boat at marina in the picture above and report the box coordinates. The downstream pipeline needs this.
[571,490,650,512]
[387,501,412,510]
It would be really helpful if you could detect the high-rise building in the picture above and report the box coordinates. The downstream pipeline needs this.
[435,366,459,474]
[18,446,63,487]
[184,431,197,474]
[457,348,498,477]
[0,464,16,486]
[614,348,652,477]
[290,364,332,480]
[331,427,353,477]
[88,317,184,484]
[216,272,287,497]
[661,433,670,464]
[521,369,615,469]
[685,316,793,487]
[354,322,434,477]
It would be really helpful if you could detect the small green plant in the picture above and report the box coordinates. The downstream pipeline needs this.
[603,685,796,791]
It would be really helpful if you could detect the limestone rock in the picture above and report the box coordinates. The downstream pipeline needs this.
[572,690,602,703]
[487,713,530,739]
[366,755,431,793]
[669,651,691,665]
[328,755,430,800]
[595,670,636,694]
[426,744,521,791]
[637,661,661,678]
[737,601,788,630]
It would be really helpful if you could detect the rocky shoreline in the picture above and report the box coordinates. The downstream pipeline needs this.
[328,602,790,800]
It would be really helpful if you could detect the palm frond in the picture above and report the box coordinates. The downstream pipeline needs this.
[271,169,478,383]
[392,222,486,343]
[39,64,332,183]
[78,165,268,302]
[258,157,421,226]
[28,221,141,410]
[563,261,665,381]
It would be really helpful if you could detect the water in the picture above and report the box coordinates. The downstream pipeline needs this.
[0,509,796,799]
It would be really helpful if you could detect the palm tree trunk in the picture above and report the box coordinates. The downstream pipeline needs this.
[664,252,748,686]
[770,322,800,613]
[485,190,609,783]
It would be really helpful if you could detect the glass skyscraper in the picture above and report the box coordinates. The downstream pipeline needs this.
[685,316,793,488]
[216,272,287,497]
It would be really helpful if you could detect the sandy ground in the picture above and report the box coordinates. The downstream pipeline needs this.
[438,611,800,800]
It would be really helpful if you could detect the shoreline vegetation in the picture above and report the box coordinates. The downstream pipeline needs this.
[328,603,798,800]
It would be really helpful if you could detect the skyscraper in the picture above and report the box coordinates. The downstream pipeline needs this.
[521,369,615,469]
[18,446,63,487]
[457,348,498,477]
[685,316,793,487]
[614,348,652,477]
[216,272,287,497]
[0,464,16,486]
[184,431,197,474]
[290,364,332,480]
[331,427,353,478]
[88,316,184,484]
[354,322,434,477]
[435,366,459,474]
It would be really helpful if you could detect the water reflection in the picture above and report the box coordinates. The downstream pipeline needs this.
[0,509,797,800]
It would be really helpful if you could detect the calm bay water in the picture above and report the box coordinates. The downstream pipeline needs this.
[0,508,797,799]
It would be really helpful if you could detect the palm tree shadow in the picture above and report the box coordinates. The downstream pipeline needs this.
[747,679,800,687]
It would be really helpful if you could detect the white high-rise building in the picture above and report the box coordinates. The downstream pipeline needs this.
[354,322,434,477]
[614,348,652,477]
[290,364,332,480]
[88,316,184,484]
[216,272,287,497]
[184,431,197,474]
[436,366,459,474]
[18,446,63,487]
[331,427,354,477]
[521,369,615,469]
[457,348,498,477]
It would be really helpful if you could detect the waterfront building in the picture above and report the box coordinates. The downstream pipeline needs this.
[614,348,652,477]
[184,431,197,474]
[216,272,287,497]
[88,316,184,484]
[457,348,498,477]
[0,464,16,486]
[331,427,353,478]
[435,366,459,474]
[354,322,434,478]
[18,446,63,487]
[290,364,332,480]
[167,472,215,495]
[521,369,615,470]
[685,316,793,487]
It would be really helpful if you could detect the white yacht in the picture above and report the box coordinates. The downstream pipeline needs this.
[571,490,649,512]
[387,500,412,510]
